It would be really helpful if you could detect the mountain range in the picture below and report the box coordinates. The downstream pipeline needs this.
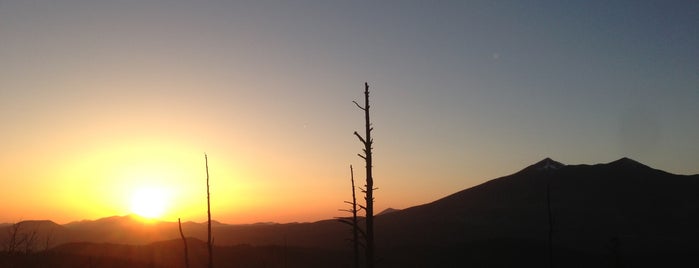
[2,157,698,267]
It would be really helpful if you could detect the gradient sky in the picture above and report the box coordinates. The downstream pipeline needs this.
[1,0,697,224]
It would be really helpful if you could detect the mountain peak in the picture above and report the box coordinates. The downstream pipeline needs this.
[377,208,400,216]
[608,157,651,169]
[516,158,565,174]
[610,157,639,164]
[532,157,565,171]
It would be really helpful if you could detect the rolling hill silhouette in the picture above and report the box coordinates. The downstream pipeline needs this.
[2,158,697,267]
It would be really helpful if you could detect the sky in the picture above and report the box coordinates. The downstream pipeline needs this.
[1,0,697,224]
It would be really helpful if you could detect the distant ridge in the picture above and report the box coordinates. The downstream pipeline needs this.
[607,157,655,170]
[2,157,698,267]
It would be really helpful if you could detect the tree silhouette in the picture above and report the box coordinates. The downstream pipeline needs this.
[178,218,189,268]
[205,154,214,268]
[353,82,376,268]
[337,164,364,268]
[543,160,555,268]
[546,174,553,268]
[42,226,55,251]
[3,221,23,254]
[2,221,39,255]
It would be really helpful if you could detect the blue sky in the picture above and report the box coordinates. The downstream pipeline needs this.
[0,0,697,223]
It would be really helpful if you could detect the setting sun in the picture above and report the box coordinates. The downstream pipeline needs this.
[130,187,170,219]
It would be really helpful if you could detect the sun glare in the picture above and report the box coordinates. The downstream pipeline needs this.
[130,187,169,219]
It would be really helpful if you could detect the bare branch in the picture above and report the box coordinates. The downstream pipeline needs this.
[354,131,367,144]
[352,101,366,111]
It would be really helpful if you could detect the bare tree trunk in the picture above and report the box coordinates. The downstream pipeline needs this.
[178,218,190,268]
[205,154,213,268]
[337,165,365,268]
[350,165,359,268]
[546,177,553,267]
[43,227,54,251]
[354,82,375,268]
[546,173,554,268]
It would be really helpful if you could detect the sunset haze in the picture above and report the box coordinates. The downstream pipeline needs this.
[1,0,697,224]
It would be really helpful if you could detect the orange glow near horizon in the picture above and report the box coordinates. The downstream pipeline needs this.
[13,135,260,224]
[0,130,440,225]
[0,102,417,225]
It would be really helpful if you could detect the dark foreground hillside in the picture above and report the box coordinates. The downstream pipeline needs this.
[3,237,695,268]
[1,238,350,268]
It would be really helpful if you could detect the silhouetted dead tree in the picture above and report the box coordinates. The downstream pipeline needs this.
[22,229,38,255]
[354,82,376,268]
[4,221,23,254]
[205,154,214,268]
[178,218,190,268]
[337,164,364,268]
[2,221,41,255]
[544,164,555,268]
[547,177,553,268]
[43,227,54,251]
